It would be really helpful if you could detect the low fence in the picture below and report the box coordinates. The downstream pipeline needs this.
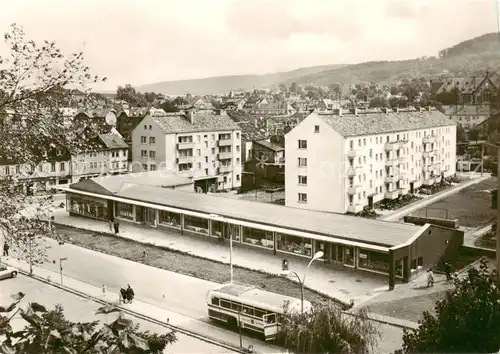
[403,215,459,229]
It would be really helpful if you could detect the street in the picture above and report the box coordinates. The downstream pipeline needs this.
[0,274,237,354]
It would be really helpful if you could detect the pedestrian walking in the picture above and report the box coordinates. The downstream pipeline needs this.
[427,268,434,287]
[108,219,113,232]
[113,220,119,234]
[3,243,9,257]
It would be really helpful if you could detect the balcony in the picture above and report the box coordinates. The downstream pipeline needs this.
[399,140,409,149]
[385,174,400,183]
[217,139,233,147]
[176,155,194,163]
[347,166,361,177]
[422,150,434,158]
[346,149,360,158]
[347,203,364,214]
[384,190,399,200]
[423,135,437,144]
[217,151,233,160]
[219,164,233,173]
[384,141,399,151]
[347,184,362,195]
[177,142,195,150]
[385,158,399,167]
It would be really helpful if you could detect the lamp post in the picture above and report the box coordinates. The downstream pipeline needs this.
[209,214,233,283]
[59,257,67,285]
[281,251,324,313]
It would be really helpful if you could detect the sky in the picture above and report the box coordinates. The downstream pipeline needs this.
[0,0,498,91]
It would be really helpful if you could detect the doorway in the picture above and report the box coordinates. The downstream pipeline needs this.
[144,208,156,227]
[410,182,414,194]
[368,196,373,209]
[332,245,343,263]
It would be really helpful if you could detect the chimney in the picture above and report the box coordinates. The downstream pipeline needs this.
[186,109,194,124]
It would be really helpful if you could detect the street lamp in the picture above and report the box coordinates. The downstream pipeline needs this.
[281,251,324,313]
[59,257,67,285]
[209,214,233,283]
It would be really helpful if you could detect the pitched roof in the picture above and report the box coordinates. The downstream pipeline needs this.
[149,110,240,134]
[314,108,455,137]
[253,139,284,152]
[98,132,128,149]
[446,104,490,116]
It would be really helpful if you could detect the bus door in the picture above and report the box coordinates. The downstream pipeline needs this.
[263,313,278,340]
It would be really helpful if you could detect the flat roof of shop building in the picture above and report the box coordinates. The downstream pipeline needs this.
[63,181,422,248]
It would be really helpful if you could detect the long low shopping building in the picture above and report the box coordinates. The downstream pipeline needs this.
[57,176,463,287]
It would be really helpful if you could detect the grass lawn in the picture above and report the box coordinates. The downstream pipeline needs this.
[411,177,497,227]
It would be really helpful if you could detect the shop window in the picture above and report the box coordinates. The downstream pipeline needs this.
[343,246,355,266]
[411,259,417,270]
[242,227,273,248]
[68,195,108,220]
[357,249,389,273]
[276,233,312,257]
[417,257,423,267]
[159,210,180,228]
[184,215,209,234]
[116,202,134,220]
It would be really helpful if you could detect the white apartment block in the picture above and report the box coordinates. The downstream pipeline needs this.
[71,132,129,183]
[285,107,457,214]
[131,109,242,192]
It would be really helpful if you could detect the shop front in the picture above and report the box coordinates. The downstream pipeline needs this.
[184,215,209,235]
[210,221,241,241]
[357,249,390,274]
[276,232,312,257]
[116,202,134,220]
[159,210,181,230]
[67,193,108,220]
[242,226,274,249]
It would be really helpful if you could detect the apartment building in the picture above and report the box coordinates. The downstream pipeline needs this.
[285,107,457,214]
[0,146,72,194]
[71,132,129,183]
[131,108,242,193]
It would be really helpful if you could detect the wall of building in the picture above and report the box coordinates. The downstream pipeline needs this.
[131,115,167,173]
[285,113,345,213]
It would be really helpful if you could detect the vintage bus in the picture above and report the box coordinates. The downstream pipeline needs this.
[206,282,312,341]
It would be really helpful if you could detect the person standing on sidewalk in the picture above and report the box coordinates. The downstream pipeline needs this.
[444,262,452,281]
[3,243,9,257]
[108,218,113,233]
[113,220,120,234]
[427,268,435,287]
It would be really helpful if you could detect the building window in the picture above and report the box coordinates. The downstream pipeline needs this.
[150,164,157,171]
[298,157,307,167]
[236,158,240,165]
[242,227,273,248]
[15,165,20,173]
[276,232,312,257]
[51,163,56,172]
[142,164,148,171]
[60,163,65,171]
[236,132,240,139]
[298,140,307,149]
[159,210,181,228]
[236,174,240,181]
[184,215,209,234]
[149,151,156,158]
[116,202,134,220]
[314,125,320,133]
[211,148,215,154]
[236,145,240,152]
[149,137,155,144]
[298,193,307,203]
[141,136,147,144]
[148,125,152,130]
[298,175,307,185]
[141,150,147,157]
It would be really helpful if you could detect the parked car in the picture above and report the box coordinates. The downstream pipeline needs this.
[0,265,17,280]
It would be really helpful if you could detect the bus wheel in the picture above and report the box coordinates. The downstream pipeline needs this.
[227,317,238,328]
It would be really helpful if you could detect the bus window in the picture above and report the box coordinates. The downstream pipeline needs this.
[242,306,254,316]
[211,297,220,306]
[220,300,231,309]
[231,302,241,311]
[254,308,266,319]
[265,313,276,324]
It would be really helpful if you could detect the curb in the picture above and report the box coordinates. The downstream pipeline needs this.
[52,222,351,310]
[9,264,250,354]
[343,311,418,330]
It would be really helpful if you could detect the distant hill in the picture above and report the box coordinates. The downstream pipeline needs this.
[137,32,500,95]
[136,64,345,95]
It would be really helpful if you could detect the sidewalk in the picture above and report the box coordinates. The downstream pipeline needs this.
[51,208,388,306]
[4,257,278,354]
[463,224,494,247]
[378,175,490,222]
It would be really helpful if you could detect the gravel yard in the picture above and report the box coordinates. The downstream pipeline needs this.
[411,177,497,227]
[53,224,332,306]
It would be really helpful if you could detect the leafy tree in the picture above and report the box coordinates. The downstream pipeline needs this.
[143,92,157,105]
[468,127,480,142]
[290,82,298,93]
[456,124,467,142]
[0,294,176,353]
[369,96,388,108]
[159,100,178,113]
[435,88,459,105]
[278,84,288,93]
[396,259,500,353]
[390,86,399,95]
[116,84,147,107]
[275,304,379,354]
[0,24,105,264]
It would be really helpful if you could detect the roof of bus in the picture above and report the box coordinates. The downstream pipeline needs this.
[214,282,308,311]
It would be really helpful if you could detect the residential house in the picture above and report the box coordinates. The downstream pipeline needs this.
[71,130,129,183]
[72,109,117,132]
[285,107,457,214]
[0,143,72,195]
[249,99,295,116]
[433,72,499,104]
[442,104,490,131]
[252,139,284,164]
[131,108,242,192]
[221,99,246,111]
[116,108,150,165]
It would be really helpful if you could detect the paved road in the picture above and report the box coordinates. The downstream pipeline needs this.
[1,274,236,354]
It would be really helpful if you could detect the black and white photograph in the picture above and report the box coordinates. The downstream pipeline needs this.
[1,1,500,353]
